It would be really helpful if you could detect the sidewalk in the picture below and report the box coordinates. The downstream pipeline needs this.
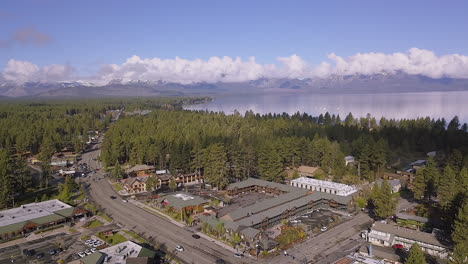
[129,199,185,228]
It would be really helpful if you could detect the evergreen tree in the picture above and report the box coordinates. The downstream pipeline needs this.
[203,144,229,190]
[169,178,177,192]
[424,158,440,198]
[257,143,284,183]
[112,161,124,180]
[373,179,395,219]
[452,199,468,252]
[458,167,468,195]
[404,243,426,264]
[438,165,457,207]
[413,169,426,200]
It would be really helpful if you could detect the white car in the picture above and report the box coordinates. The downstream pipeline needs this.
[78,252,86,258]
[90,248,97,253]
[175,245,184,252]
[84,249,92,255]
[122,199,128,203]
[320,226,328,232]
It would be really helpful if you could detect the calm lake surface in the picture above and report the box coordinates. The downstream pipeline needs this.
[186,91,468,124]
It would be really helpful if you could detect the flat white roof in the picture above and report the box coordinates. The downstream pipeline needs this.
[99,240,142,264]
[173,193,194,201]
[0,199,71,226]
[291,177,357,196]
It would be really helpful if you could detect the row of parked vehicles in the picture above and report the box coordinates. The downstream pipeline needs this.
[23,248,63,259]
[76,239,104,258]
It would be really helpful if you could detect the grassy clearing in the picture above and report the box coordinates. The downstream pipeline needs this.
[112,182,123,191]
[69,228,78,233]
[97,232,127,245]
[87,220,104,229]
[97,212,113,222]
[122,230,147,243]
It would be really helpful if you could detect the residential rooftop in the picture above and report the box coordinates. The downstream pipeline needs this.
[371,222,446,248]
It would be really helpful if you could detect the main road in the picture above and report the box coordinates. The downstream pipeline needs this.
[80,139,256,264]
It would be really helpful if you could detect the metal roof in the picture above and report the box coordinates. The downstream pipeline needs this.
[226,178,299,193]
[291,177,358,196]
[158,193,208,210]
[0,199,71,227]
[371,222,447,248]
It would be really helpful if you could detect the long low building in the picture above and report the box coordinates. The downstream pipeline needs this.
[0,199,87,240]
[222,178,355,230]
[367,222,449,259]
[290,177,358,196]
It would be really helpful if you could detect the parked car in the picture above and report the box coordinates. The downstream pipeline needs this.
[392,244,403,249]
[320,226,328,232]
[90,248,97,253]
[78,252,86,258]
[290,219,301,224]
[22,249,35,257]
[84,249,92,255]
[175,245,184,252]
[36,253,45,259]
[192,234,201,239]
[234,253,244,258]
[48,249,56,255]
[122,199,128,203]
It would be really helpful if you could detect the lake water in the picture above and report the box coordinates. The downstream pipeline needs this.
[186,91,468,124]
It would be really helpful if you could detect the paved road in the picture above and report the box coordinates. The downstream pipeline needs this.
[80,140,255,264]
[269,213,372,264]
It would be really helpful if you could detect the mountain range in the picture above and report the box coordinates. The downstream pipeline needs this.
[1,73,467,98]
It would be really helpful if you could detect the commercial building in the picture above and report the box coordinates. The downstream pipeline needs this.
[0,199,87,240]
[222,178,355,230]
[80,240,158,264]
[157,193,208,215]
[290,177,358,196]
[367,222,449,259]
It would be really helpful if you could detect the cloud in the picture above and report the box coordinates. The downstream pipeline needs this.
[12,27,52,46]
[2,48,468,84]
[0,27,52,48]
[2,59,73,83]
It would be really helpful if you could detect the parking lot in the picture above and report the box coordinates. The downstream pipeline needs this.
[291,209,346,233]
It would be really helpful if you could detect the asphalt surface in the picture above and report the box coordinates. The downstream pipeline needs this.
[80,140,255,264]
[269,213,372,264]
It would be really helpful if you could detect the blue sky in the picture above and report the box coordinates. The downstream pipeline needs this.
[1,0,468,81]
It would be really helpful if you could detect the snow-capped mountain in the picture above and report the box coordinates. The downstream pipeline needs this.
[0,74,467,98]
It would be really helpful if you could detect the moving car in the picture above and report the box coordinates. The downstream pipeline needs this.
[392,244,403,249]
[175,245,184,252]
[48,249,56,255]
[192,234,201,239]
[320,226,328,232]
[234,253,244,258]
[122,199,128,203]
[110,196,117,199]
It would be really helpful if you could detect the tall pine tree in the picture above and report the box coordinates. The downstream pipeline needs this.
[404,243,426,264]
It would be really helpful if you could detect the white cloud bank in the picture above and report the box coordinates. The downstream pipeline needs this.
[2,48,468,84]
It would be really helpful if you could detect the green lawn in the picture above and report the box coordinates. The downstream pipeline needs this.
[97,212,113,223]
[122,230,147,243]
[69,228,78,233]
[112,183,124,191]
[98,233,128,245]
[87,220,104,229]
